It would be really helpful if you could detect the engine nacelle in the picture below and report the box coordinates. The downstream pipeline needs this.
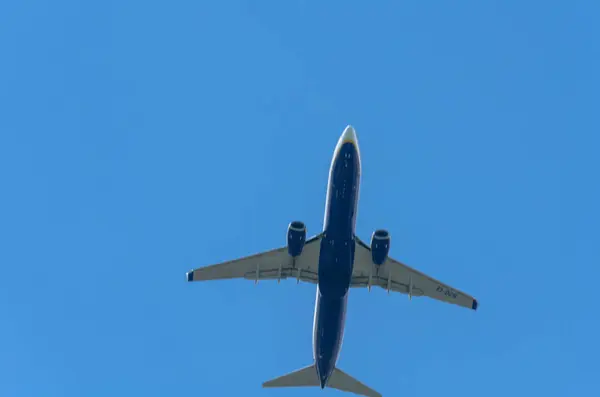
[370,229,391,265]
[287,221,307,257]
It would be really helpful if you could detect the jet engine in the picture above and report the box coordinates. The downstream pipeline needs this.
[370,229,390,265]
[287,221,307,257]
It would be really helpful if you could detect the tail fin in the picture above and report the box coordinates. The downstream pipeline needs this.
[262,364,320,388]
[262,364,381,397]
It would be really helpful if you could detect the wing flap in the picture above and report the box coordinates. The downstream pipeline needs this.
[243,265,319,284]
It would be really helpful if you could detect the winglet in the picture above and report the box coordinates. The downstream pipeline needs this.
[472,299,478,311]
[186,271,194,282]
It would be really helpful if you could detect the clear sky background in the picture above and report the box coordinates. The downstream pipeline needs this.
[1,1,599,396]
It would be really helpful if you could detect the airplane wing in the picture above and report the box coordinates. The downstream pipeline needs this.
[186,233,323,284]
[351,236,478,310]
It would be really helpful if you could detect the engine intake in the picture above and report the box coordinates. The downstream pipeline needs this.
[287,221,307,257]
[370,229,390,265]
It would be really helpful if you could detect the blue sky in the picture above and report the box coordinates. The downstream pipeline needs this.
[1,1,599,396]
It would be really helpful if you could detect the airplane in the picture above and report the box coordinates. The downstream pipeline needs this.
[185,125,478,397]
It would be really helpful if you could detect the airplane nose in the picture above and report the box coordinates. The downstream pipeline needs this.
[341,125,357,144]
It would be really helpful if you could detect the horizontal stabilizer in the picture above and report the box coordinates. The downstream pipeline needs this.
[263,364,381,397]
[328,367,382,397]
[262,364,320,388]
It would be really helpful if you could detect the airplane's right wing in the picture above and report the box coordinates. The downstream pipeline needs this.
[351,236,478,311]
[186,233,323,284]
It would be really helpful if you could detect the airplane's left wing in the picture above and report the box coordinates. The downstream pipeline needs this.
[351,236,478,311]
[186,233,323,284]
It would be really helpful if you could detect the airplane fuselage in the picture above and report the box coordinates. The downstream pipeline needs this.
[313,129,361,388]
